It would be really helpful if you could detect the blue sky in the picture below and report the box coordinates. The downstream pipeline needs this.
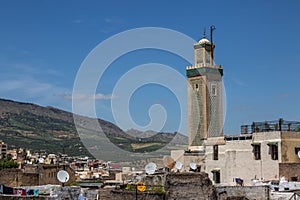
[0,0,300,135]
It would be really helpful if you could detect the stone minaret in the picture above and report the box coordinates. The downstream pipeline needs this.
[187,31,223,151]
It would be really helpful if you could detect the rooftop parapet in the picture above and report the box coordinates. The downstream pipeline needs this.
[241,118,300,134]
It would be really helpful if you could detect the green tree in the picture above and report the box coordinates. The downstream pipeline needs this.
[0,158,19,170]
[5,153,13,161]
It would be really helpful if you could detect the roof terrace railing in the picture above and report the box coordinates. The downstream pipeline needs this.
[241,118,300,134]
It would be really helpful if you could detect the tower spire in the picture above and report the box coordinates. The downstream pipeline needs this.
[203,27,207,38]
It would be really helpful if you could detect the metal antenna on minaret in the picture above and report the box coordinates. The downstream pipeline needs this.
[210,25,216,43]
[210,25,216,64]
[203,27,207,38]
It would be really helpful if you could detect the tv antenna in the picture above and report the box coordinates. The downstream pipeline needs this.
[145,162,157,175]
[210,25,216,63]
[210,25,216,44]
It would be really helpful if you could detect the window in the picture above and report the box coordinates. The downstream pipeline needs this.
[253,144,261,160]
[211,84,217,96]
[269,144,278,160]
[291,176,298,181]
[212,170,220,184]
[295,147,300,155]
[213,145,218,160]
[195,84,199,92]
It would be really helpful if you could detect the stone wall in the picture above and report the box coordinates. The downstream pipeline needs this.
[104,172,216,200]
[38,164,76,185]
[0,164,76,187]
[82,189,99,200]
[216,186,270,200]
[110,190,165,200]
[165,172,216,200]
[0,169,39,187]
[49,186,80,199]
[143,173,166,186]
[279,163,300,181]
[98,188,114,200]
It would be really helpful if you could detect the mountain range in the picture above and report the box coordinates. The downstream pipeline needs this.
[0,98,187,161]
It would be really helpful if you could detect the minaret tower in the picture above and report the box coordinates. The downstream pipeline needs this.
[187,26,223,151]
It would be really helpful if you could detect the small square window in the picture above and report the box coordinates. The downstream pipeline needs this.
[213,145,218,160]
[269,144,278,160]
[212,171,220,183]
[253,144,261,160]
[195,84,199,92]
[291,177,298,181]
[211,84,217,96]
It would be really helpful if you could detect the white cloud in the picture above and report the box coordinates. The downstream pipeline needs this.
[94,93,114,100]
[0,61,69,108]
[104,17,123,24]
[104,18,112,23]
[233,105,254,111]
[0,76,70,103]
[1,78,52,95]
[232,78,248,87]
[100,17,125,34]
[0,62,62,78]
[72,19,84,24]
[0,62,113,117]
[63,93,115,100]
[277,93,290,99]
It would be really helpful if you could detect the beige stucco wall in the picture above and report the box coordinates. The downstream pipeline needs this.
[205,132,281,186]
[281,131,300,163]
[170,150,184,162]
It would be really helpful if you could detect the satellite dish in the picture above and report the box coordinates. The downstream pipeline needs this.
[297,151,300,159]
[145,162,157,175]
[38,158,44,163]
[57,170,70,183]
[163,156,175,169]
[190,162,197,170]
[175,161,183,170]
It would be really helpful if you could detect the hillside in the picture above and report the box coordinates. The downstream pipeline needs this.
[0,99,188,161]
